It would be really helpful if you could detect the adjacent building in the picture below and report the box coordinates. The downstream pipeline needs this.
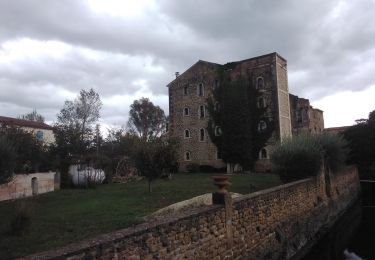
[167,52,323,172]
[0,115,55,144]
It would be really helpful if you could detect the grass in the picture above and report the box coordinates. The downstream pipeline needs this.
[0,172,280,259]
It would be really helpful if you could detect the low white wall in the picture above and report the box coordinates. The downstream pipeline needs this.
[0,172,57,201]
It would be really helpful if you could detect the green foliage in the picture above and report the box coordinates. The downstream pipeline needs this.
[0,127,52,174]
[53,88,102,176]
[343,109,375,179]
[271,133,350,182]
[127,98,167,141]
[318,132,349,173]
[186,163,200,173]
[207,69,273,170]
[10,201,32,236]
[271,134,322,182]
[132,139,178,192]
[0,135,16,184]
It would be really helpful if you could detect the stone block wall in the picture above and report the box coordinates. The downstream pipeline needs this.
[26,167,360,260]
[0,172,57,201]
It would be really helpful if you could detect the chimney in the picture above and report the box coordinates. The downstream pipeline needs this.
[175,72,180,78]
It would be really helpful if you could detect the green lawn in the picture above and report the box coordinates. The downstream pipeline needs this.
[0,172,280,259]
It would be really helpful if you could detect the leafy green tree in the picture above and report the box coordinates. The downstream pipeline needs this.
[343,109,375,179]
[132,139,178,192]
[54,88,102,160]
[53,89,102,186]
[0,135,16,184]
[127,98,167,141]
[19,109,45,123]
[0,127,52,174]
[207,69,273,171]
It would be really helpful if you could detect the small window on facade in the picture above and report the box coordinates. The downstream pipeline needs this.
[256,77,264,89]
[215,126,222,136]
[199,128,205,142]
[36,130,44,141]
[257,97,266,108]
[198,83,204,96]
[199,105,205,118]
[183,86,188,95]
[185,151,191,161]
[258,121,267,132]
[259,148,268,159]
[184,107,190,116]
[184,129,191,138]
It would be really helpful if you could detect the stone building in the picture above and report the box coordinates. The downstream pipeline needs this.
[289,94,324,135]
[0,115,55,145]
[167,52,323,172]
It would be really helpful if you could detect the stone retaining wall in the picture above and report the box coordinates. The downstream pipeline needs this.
[25,166,360,259]
[0,172,58,201]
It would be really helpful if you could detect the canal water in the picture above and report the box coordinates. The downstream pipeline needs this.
[303,183,375,260]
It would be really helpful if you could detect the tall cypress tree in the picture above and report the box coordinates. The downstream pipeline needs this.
[207,67,273,171]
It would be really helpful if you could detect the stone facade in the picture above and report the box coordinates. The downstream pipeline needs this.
[167,52,324,172]
[289,94,324,135]
[26,166,360,259]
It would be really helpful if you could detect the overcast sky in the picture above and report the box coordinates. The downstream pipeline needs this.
[0,0,374,129]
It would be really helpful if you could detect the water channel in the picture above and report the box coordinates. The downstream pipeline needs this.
[302,182,375,260]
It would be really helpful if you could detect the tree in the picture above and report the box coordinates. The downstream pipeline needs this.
[53,89,102,186]
[132,139,178,192]
[343,109,375,179]
[0,127,52,175]
[127,98,167,141]
[19,109,45,123]
[54,88,102,159]
[0,135,16,184]
[207,68,273,172]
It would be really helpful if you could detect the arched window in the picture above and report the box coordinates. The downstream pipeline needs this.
[257,97,266,108]
[259,148,268,159]
[185,151,191,161]
[197,83,204,96]
[183,85,188,95]
[258,121,267,132]
[215,126,222,136]
[184,107,190,116]
[199,105,205,118]
[184,129,191,138]
[256,77,264,89]
[199,128,205,142]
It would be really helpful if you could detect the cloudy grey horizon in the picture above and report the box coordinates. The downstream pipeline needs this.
[1,0,374,130]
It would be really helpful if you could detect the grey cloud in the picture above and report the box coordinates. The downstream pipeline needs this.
[1,0,375,126]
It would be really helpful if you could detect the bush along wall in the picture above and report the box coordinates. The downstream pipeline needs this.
[271,133,349,183]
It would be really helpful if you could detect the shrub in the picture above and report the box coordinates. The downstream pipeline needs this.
[186,163,200,173]
[318,132,349,173]
[271,133,350,182]
[0,135,16,184]
[10,201,32,236]
[271,134,322,182]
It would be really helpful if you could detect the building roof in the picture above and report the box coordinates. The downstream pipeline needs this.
[166,52,284,87]
[0,116,54,130]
